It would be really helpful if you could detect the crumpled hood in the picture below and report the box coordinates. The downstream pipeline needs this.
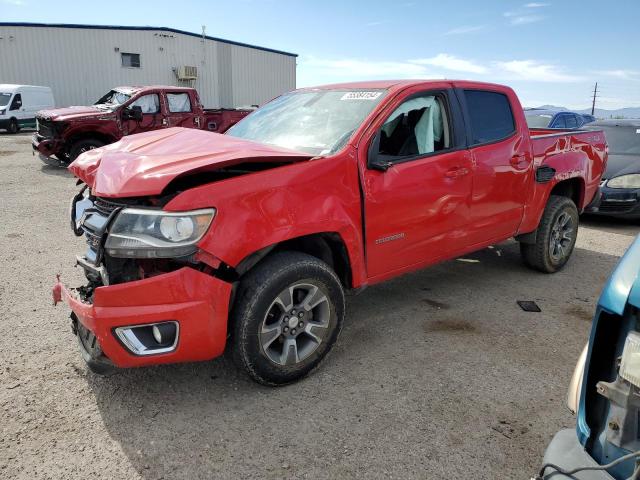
[69,127,312,198]
[37,105,111,121]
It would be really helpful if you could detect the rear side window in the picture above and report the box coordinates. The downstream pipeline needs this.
[464,90,515,144]
[167,93,192,113]
[553,115,566,129]
[566,115,578,128]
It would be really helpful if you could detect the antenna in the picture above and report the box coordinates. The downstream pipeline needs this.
[591,82,598,115]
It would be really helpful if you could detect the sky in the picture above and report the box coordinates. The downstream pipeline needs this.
[2,0,639,110]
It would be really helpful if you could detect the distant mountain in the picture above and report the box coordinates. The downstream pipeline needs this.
[526,104,640,119]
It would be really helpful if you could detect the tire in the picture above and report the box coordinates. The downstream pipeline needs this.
[520,195,579,273]
[231,251,345,386]
[74,315,115,375]
[7,118,18,134]
[69,139,104,161]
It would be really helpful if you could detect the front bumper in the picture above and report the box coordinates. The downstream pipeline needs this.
[52,267,232,368]
[585,185,640,219]
[32,133,64,165]
[541,429,614,479]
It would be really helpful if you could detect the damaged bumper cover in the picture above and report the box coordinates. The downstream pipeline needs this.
[53,267,232,368]
[32,133,64,165]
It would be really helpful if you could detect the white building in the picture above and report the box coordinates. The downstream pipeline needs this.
[0,22,297,108]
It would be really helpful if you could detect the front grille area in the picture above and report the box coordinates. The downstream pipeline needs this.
[599,200,637,213]
[93,197,125,216]
[37,118,54,138]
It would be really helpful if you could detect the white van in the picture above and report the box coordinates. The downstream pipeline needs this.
[0,84,55,133]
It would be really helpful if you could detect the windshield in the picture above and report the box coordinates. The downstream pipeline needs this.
[600,126,640,155]
[525,114,553,128]
[226,89,387,155]
[95,90,131,107]
[0,93,12,107]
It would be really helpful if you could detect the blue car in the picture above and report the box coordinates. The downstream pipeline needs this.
[538,236,640,479]
[525,108,595,129]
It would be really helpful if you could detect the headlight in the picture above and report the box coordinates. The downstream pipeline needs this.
[607,174,640,189]
[619,331,640,388]
[105,208,215,258]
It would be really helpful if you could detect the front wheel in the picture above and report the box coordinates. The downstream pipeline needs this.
[68,139,104,161]
[231,251,345,386]
[520,195,579,273]
[7,119,18,134]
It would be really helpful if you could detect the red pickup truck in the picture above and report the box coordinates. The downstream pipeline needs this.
[53,80,607,385]
[32,85,251,165]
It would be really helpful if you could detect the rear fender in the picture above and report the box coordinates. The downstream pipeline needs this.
[517,142,592,235]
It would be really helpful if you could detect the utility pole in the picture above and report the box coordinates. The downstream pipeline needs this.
[591,82,598,115]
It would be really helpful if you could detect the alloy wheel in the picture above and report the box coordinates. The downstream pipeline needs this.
[259,282,331,366]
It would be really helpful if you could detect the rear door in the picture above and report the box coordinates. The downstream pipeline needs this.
[361,86,473,279]
[164,91,200,129]
[459,88,532,244]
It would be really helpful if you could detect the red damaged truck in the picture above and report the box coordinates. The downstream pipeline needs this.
[32,85,251,165]
[53,80,607,385]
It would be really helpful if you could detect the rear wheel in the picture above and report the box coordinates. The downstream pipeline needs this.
[7,119,18,134]
[520,195,579,273]
[69,139,104,161]
[231,251,345,386]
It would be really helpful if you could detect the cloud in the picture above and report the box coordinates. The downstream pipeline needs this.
[1,0,25,4]
[366,21,384,27]
[504,4,547,25]
[410,54,488,74]
[495,60,584,82]
[507,14,545,25]
[298,54,585,88]
[444,25,486,35]
[595,69,640,80]
[298,56,432,81]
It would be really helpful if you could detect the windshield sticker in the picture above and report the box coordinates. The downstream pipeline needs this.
[636,129,640,134]
[340,91,382,101]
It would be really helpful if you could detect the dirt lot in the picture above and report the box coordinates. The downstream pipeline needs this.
[0,131,637,479]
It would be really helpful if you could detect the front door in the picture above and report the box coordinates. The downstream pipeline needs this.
[122,93,165,136]
[361,87,473,280]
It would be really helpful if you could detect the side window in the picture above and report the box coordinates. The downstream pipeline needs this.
[129,94,160,114]
[10,94,22,111]
[464,90,515,144]
[553,115,566,129]
[167,93,192,113]
[565,114,578,128]
[378,93,450,160]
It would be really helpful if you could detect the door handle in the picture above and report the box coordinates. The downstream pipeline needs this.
[445,167,470,178]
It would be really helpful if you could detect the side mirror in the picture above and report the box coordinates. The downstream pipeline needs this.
[123,105,143,121]
[367,131,392,172]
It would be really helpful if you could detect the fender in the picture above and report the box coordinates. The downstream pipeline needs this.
[517,131,606,235]
[164,149,368,287]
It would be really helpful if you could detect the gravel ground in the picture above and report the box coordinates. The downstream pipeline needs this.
[0,131,638,479]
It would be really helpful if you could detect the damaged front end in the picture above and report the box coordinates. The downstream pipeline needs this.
[54,185,232,370]
[69,187,216,288]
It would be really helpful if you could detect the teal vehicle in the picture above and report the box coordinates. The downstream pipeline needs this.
[538,236,640,479]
